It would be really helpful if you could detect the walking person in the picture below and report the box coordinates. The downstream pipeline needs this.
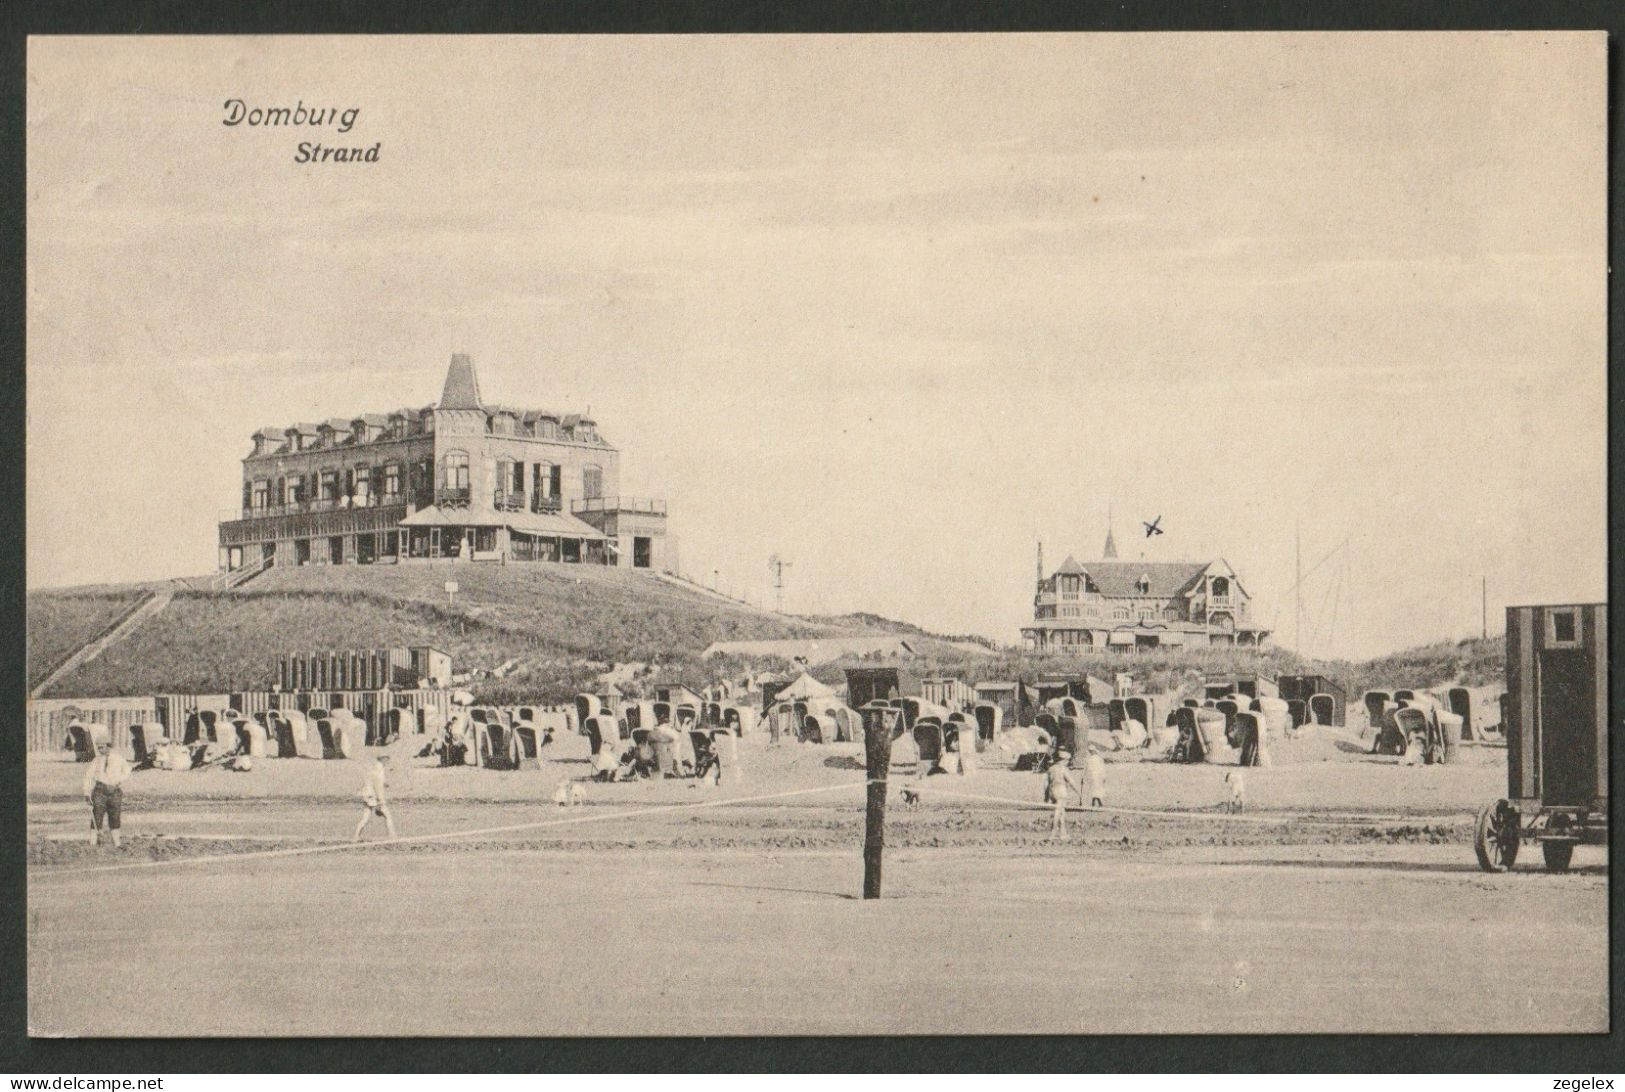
[1044,750,1079,841]
[1085,745,1107,808]
[353,753,398,841]
[83,736,131,848]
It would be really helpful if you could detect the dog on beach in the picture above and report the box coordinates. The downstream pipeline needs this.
[900,785,923,810]
[553,780,586,808]
[1223,769,1246,813]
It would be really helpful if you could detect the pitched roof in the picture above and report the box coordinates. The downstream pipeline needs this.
[321,418,353,432]
[252,426,283,439]
[772,671,844,703]
[355,413,391,427]
[438,353,484,410]
[1048,559,1211,598]
[1052,554,1088,576]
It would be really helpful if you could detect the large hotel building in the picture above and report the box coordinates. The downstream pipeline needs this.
[218,354,670,573]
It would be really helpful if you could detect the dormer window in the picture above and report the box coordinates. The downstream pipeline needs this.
[1136,575,1150,595]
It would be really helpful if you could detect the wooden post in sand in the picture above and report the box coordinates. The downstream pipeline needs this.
[862,712,891,899]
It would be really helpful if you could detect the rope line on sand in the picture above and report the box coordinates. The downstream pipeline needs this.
[31,780,871,881]
[901,782,1471,828]
[35,765,1472,880]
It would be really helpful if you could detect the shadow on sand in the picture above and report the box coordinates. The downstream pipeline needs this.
[1222,857,1606,877]
[689,880,858,900]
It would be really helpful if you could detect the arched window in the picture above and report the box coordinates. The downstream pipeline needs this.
[1211,576,1230,599]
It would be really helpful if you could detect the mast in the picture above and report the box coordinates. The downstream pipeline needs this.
[1482,575,1487,639]
[1294,521,1302,654]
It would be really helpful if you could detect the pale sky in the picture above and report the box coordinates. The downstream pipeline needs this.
[27,33,1607,658]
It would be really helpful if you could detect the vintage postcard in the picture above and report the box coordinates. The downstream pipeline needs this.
[25,32,1607,1036]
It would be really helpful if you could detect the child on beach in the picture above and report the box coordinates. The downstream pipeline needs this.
[353,753,398,841]
[1044,751,1079,840]
[1085,746,1107,808]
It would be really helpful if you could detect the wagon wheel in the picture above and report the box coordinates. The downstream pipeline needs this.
[1542,841,1574,872]
[1474,800,1519,872]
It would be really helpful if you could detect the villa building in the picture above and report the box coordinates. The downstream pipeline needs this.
[1020,526,1271,653]
[218,354,670,572]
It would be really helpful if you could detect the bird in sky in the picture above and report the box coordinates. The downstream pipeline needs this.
[1143,515,1164,538]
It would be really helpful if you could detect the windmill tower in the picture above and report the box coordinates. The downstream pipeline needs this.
[768,554,793,614]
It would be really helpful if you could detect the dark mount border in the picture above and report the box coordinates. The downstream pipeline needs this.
[1,0,1619,1075]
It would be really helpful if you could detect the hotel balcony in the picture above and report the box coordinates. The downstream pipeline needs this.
[571,496,667,516]
[218,500,409,548]
[230,494,406,520]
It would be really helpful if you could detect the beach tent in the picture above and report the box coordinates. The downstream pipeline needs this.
[943,713,977,772]
[1250,697,1292,738]
[66,720,110,762]
[231,717,267,758]
[574,694,601,733]
[272,710,313,758]
[913,718,946,771]
[1445,687,1496,742]
[1362,691,1392,732]
[1235,712,1270,767]
[972,703,1003,744]
[129,722,165,767]
[775,672,843,706]
[330,711,364,759]
[802,713,836,744]
[723,705,757,736]
[1123,697,1157,741]
[860,701,905,742]
[1173,706,1232,764]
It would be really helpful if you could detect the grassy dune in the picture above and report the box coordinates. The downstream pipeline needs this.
[28,563,1506,702]
[33,564,862,699]
[26,589,151,689]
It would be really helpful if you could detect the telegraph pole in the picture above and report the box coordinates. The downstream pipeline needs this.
[769,554,793,613]
[862,710,893,899]
[1482,576,1487,639]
